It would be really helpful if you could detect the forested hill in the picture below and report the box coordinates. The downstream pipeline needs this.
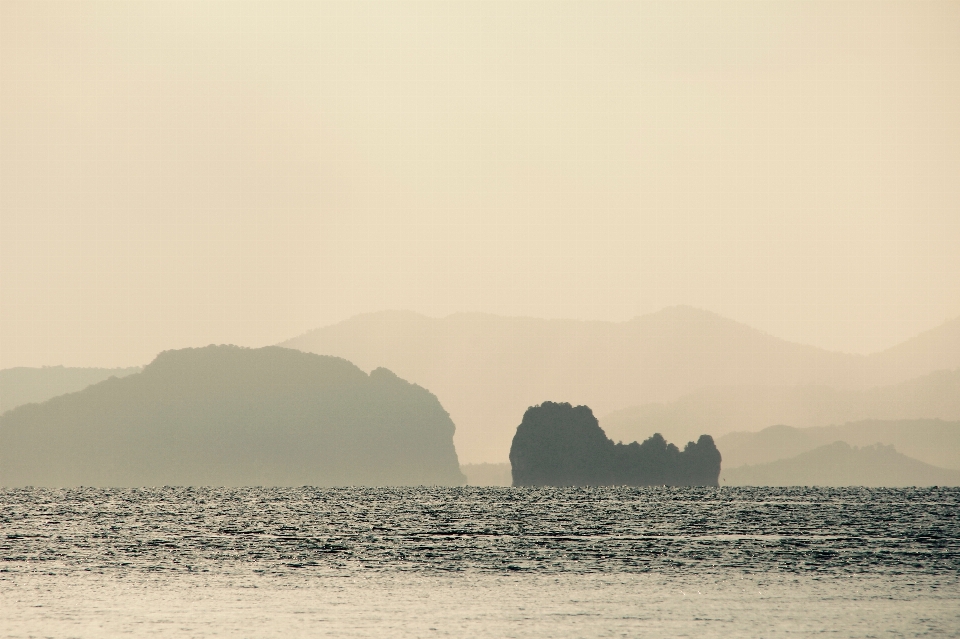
[0,346,465,487]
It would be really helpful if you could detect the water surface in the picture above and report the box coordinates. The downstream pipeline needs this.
[2,487,958,637]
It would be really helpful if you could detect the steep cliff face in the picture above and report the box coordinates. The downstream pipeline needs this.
[0,346,465,487]
[509,402,615,486]
[510,402,720,487]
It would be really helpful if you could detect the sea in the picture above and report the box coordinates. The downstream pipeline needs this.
[1,486,958,638]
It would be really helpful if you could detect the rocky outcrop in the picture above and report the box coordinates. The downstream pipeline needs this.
[509,401,720,486]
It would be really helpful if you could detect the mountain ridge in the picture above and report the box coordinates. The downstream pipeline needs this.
[281,307,960,463]
[721,441,960,487]
[0,366,142,415]
[716,419,960,471]
[601,368,960,448]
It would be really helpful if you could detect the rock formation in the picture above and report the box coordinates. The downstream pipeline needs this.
[509,401,720,486]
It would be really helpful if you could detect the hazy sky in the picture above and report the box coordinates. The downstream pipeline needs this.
[2,1,959,369]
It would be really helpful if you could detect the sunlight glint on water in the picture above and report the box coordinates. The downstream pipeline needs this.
[1,487,958,637]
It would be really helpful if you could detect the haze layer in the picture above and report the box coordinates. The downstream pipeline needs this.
[3,2,959,369]
[283,307,960,462]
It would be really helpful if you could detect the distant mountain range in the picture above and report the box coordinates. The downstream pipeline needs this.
[464,418,960,487]
[5,307,957,469]
[721,441,960,487]
[281,307,960,463]
[0,366,141,414]
[0,346,465,487]
[716,420,960,471]
[601,369,960,449]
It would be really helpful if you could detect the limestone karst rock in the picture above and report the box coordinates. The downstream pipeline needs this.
[509,401,720,487]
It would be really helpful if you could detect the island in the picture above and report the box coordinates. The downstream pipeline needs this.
[0,345,466,487]
[509,401,721,486]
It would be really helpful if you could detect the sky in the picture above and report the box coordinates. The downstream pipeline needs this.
[2,1,959,369]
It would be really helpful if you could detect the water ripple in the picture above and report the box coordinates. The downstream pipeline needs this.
[0,487,957,577]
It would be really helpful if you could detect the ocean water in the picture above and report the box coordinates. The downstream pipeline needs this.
[1,487,958,637]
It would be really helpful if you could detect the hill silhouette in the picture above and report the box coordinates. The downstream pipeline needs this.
[509,402,720,487]
[721,441,960,487]
[601,369,960,450]
[870,316,960,382]
[716,419,960,471]
[0,366,141,415]
[281,308,960,463]
[0,346,465,487]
